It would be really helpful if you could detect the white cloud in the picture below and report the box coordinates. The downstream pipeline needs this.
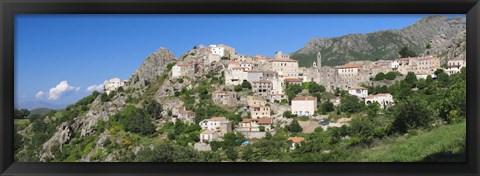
[35,91,45,99]
[45,81,81,101]
[86,83,104,93]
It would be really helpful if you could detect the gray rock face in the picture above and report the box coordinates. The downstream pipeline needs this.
[40,122,72,161]
[127,48,176,89]
[291,15,466,67]
[37,48,177,162]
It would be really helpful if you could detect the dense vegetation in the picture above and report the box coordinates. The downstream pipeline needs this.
[14,64,466,162]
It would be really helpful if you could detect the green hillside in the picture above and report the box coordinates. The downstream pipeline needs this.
[351,121,466,162]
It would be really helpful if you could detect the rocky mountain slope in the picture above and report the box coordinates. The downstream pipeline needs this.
[291,15,466,67]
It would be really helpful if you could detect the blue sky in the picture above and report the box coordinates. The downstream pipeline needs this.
[14,14,465,109]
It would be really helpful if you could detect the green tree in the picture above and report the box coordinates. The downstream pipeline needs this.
[144,100,163,119]
[241,80,252,89]
[366,102,381,118]
[234,85,243,92]
[404,72,418,88]
[391,96,434,133]
[308,82,326,94]
[319,101,334,114]
[225,147,238,161]
[285,84,303,100]
[339,95,364,114]
[283,111,295,118]
[14,109,30,119]
[374,72,386,81]
[348,117,376,144]
[287,119,303,133]
[385,72,397,80]
[116,105,156,135]
[398,46,417,58]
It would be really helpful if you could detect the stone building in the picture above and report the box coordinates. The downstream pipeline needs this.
[268,93,287,103]
[270,54,299,78]
[396,56,440,75]
[212,89,240,107]
[252,80,273,96]
[172,106,195,124]
[225,67,248,85]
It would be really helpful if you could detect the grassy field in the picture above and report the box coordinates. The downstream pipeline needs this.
[14,119,29,131]
[349,121,466,162]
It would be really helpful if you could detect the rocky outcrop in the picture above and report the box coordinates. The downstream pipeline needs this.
[127,48,177,89]
[38,48,177,162]
[40,122,72,161]
[423,30,466,63]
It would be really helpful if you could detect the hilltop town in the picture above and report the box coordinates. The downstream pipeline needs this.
[13,16,467,162]
[100,43,465,152]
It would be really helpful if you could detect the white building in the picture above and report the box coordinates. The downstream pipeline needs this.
[171,64,183,78]
[209,45,224,57]
[446,59,466,75]
[365,93,394,109]
[199,116,232,143]
[291,96,317,117]
[416,72,436,79]
[104,78,126,95]
[348,87,368,99]
[287,136,305,150]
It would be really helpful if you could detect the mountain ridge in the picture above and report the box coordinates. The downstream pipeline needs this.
[291,15,466,67]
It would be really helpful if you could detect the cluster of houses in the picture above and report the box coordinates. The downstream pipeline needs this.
[166,44,466,151]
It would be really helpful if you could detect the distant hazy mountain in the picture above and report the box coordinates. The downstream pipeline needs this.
[290,15,466,67]
[16,101,66,110]
[30,108,55,116]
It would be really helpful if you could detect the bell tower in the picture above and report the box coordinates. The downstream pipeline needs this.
[316,51,322,69]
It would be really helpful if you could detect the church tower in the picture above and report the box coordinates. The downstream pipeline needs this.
[316,51,322,69]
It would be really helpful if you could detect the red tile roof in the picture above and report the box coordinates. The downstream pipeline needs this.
[287,136,305,143]
[270,58,298,62]
[337,63,362,69]
[292,96,317,101]
[284,78,302,82]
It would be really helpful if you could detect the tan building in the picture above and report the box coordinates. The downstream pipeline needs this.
[172,106,195,124]
[250,105,271,119]
[239,118,273,132]
[396,56,440,75]
[271,58,299,77]
[291,96,317,117]
[336,63,361,78]
[247,96,267,107]
[284,77,302,85]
